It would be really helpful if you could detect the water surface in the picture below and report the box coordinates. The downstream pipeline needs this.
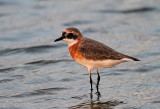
[0,0,160,109]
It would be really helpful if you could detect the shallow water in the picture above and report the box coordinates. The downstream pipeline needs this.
[0,0,160,109]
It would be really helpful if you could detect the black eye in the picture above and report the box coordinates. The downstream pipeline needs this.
[66,33,77,39]
[67,33,73,38]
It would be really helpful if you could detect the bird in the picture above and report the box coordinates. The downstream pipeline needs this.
[54,27,140,93]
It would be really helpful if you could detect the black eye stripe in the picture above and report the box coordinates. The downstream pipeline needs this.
[62,32,66,36]
[66,33,77,39]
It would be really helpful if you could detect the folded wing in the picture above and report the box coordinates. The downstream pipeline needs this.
[79,38,140,61]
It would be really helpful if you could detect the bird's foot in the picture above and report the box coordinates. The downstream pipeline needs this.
[95,91,101,96]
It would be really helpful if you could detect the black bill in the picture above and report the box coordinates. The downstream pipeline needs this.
[54,36,64,42]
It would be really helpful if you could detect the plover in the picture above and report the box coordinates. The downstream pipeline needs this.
[54,27,140,92]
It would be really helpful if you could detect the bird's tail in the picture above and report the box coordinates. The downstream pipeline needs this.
[124,55,140,61]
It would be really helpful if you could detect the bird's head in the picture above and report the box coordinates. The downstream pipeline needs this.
[54,27,83,46]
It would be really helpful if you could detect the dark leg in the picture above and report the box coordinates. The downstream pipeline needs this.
[96,69,101,95]
[90,90,93,101]
[97,73,100,88]
[89,73,93,91]
[88,69,93,91]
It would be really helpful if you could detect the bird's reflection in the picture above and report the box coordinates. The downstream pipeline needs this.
[70,89,123,109]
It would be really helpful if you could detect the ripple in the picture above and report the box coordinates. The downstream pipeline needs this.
[0,79,13,83]
[12,87,68,98]
[134,67,150,73]
[11,75,24,79]
[152,101,160,103]
[33,5,47,10]
[103,72,122,76]
[0,44,65,56]
[136,65,160,73]
[83,28,108,34]
[61,78,75,82]
[115,64,160,73]
[0,75,24,84]
[71,94,88,100]
[0,1,18,6]
[99,7,156,14]
[0,13,8,17]
[82,28,97,33]
[0,107,20,109]
[0,67,17,73]
[25,59,73,66]
[0,96,9,99]
[63,20,93,26]
[116,68,150,73]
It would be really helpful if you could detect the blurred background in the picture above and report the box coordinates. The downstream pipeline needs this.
[0,0,160,109]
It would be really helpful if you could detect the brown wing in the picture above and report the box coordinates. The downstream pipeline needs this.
[79,38,138,61]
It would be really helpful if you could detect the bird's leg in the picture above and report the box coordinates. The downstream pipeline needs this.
[96,69,100,94]
[90,90,93,101]
[90,74,93,91]
[88,70,93,91]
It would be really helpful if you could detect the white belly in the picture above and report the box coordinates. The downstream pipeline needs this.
[75,59,127,70]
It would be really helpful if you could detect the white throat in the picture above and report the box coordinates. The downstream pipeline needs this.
[63,39,78,47]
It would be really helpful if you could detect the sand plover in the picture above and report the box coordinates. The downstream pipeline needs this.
[54,27,140,92]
